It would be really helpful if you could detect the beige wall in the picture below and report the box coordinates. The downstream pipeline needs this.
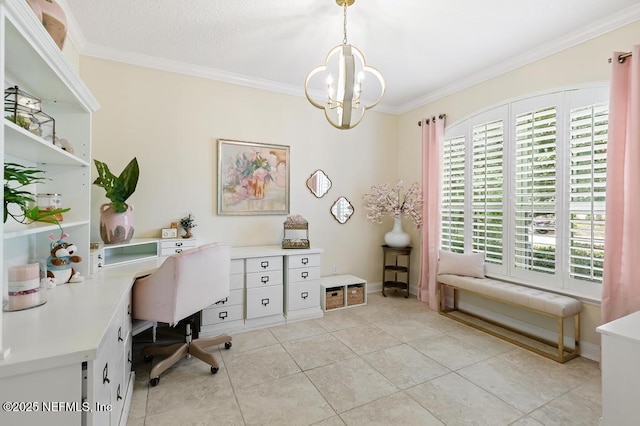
[80,57,399,284]
[397,19,640,349]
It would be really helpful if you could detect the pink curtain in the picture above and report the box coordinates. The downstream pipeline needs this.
[602,45,640,324]
[418,115,445,309]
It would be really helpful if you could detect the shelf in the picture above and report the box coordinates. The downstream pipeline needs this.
[103,239,159,267]
[320,275,367,311]
[3,220,90,239]
[384,265,408,272]
[4,121,89,166]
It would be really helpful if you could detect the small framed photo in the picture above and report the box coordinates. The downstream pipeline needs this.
[161,228,178,239]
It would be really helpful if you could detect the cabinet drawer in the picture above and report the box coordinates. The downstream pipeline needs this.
[246,270,283,288]
[287,280,320,311]
[230,273,244,290]
[231,259,245,274]
[202,304,244,326]
[288,253,321,269]
[160,239,197,250]
[286,266,321,284]
[246,256,282,273]
[213,288,244,307]
[246,286,283,319]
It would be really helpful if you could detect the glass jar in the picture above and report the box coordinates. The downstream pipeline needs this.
[37,193,63,221]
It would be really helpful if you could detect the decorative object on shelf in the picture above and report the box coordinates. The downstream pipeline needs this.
[3,162,69,225]
[304,0,385,130]
[36,192,64,222]
[4,85,56,140]
[161,228,178,239]
[362,180,423,248]
[4,263,47,311]
[306,169,332,198]
[50,135,74,153]
[218,139,290,215]
[46,233,84,285]
[330,196,354,224]
[93,157,139,244]
[26,0,43,22]
[283,214,310,249]
[179,213,197,238]
[38,0,67,50]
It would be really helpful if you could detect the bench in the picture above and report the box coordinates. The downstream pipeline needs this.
[437,274,582,363]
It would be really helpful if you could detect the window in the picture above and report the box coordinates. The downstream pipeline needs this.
[441,87,608,299]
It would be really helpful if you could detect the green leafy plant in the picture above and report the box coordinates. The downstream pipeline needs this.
[5,114,30,130]
[4,162,70,225]
[93,158,139,213]
[180,213,197,229]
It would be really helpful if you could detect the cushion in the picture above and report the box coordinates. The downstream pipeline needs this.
[437,250,485,278]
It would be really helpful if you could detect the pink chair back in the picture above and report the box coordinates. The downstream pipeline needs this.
[132,242,231,325]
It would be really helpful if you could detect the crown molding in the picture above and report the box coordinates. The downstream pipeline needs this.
[61,1,640,117]
[396,3,640,114]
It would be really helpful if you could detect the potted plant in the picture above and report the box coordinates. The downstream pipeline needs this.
[179,213,197,239]
[93,157,139,244]
[4,162,69,227]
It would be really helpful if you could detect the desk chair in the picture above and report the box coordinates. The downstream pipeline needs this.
[132,242,232,386]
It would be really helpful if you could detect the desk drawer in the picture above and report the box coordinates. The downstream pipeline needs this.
[287,280,320,311]
[230,273,244,290]
[246,256,282,273]
[246,270,283,289]
[287,253,321,269]
[160,239,196,250]
[286,266,320,284]
[213,288,244,307]
[246,285,283,319]
[202,304,244,326]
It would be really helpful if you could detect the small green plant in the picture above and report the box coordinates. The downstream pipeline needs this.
[93,158,139,213]
[5,114,30,130]
[4,162,69,225]
[180,213,197,229]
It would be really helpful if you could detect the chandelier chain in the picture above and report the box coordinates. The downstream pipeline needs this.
[342,2,348,44]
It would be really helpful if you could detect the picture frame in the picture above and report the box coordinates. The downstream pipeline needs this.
[161,228,178,239]
[217,139,290,215]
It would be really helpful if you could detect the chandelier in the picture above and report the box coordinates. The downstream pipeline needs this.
[304,0,385,130]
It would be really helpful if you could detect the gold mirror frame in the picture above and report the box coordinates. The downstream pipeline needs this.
[306,170,332,198]
[331,196,354,224]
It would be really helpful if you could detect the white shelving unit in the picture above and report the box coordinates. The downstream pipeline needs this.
[320,274,367,311]
[0,0,98,380]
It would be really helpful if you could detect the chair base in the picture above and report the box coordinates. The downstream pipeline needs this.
[143,331,232,386]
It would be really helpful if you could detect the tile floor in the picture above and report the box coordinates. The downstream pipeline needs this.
[127,292,601,425]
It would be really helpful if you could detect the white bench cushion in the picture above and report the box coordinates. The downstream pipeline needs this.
[438,274,582,317]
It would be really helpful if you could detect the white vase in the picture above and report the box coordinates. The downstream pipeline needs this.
[384,216,411,248]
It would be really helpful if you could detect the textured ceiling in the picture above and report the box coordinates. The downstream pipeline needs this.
[61,0,640,114]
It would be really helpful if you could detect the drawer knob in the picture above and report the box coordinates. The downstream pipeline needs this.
[301,271,309,279]
[219,311,228,320]
[301,292,309,299]
[176,242,183,247]
[117,384,122,401]
[117,327,123,342]
[216,297,229,305]
[260,261,269,269]
[103,363,110,384]
[261,298,270,306]
[175,248,183,253]
[261,276,269,284]
[302,257,309,265]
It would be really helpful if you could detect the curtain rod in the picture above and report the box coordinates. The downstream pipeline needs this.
[417,114,446,126]
[608,52,632,64]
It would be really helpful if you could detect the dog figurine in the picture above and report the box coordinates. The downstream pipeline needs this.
[46,233,84,286]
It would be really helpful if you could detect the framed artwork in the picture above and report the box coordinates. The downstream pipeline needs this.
[217,139,290,215]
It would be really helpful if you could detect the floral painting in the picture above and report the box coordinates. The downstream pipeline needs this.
[217,139,290,215]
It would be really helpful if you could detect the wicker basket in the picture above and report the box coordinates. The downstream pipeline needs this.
[325,287,344,310]
[347,284,364,306]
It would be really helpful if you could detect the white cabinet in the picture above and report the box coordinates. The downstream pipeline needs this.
[597,310,640,426]
[320,274,368,311]
[285,253,322,322]
[199,246,323,337]
[159,238,196,257]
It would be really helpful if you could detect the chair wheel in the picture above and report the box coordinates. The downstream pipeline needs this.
[149,377,160,387]
[211,367,219,374]
[144,355,153,363]
[224,341,232,350]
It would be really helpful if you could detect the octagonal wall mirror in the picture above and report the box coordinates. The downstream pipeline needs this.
[306,170,332,198]
[331,196,354,224]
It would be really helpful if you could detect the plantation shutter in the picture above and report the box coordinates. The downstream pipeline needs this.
[471,120,504,264]
[441,134,465,253]
[514,105,557,274]
[568,102,607,283]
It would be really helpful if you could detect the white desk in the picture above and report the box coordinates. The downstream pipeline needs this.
[597,310,640,426]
